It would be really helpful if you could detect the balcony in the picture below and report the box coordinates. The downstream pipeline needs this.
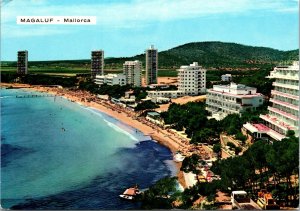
[267,106,299,121]
[270,98,299,111]
[271,90,299,100]
[268,73,299,80]
[260,114,295,131]
[272,82,299,90]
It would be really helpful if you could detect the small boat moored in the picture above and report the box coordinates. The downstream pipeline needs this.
[119,185,141,201]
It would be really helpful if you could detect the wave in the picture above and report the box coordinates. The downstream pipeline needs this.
[102,119,139,142]
[0,96,13,98]
[164,160,178,177]
[84,107,139,142]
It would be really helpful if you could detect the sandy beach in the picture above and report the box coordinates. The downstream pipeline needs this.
[1,83,190,188]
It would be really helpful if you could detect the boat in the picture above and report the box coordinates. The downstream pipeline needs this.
[173,152,185,162]
[119,185,141,201]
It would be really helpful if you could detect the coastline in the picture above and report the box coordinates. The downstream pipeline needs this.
[1,83,187,188]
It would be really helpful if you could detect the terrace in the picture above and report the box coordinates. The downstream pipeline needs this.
[271,90,299,100]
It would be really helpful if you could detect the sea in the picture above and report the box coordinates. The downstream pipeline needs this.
[1,88,178,209]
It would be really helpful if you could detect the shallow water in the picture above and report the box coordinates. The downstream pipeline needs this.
[1,89,176,209]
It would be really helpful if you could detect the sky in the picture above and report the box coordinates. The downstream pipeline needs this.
[1,0,299,61]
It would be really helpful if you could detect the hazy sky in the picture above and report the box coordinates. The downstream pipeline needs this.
[1,0,299,61]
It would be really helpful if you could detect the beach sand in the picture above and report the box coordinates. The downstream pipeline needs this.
[1,83,189,188]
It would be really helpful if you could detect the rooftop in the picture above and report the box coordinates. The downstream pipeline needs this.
[243,122,286,141]
[208,89,262,98]
[214,82,255,90]
[147,111,161,117]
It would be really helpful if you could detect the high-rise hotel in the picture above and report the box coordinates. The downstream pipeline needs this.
[17,50,28,74]
[244,61,299,141]
[145,45,158,85]
[178,62,206,95]
[123,60,142,87]
[91,50,104,78]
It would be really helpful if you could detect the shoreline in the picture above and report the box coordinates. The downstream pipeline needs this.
[1,83,188,188]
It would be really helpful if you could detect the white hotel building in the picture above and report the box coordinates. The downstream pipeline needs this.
[244,61,299,141]
[147,62,206,99]
[94,74,126,86]
[177,62,206,95]
[206,83,264,120]
[123,60,142,87]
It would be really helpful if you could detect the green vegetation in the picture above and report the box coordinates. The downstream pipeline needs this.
[180,154,201,174]
[157,42,298,68]
[141,134,298,209]
[235,132,247,143]
[161,102,268,144]
[211,135,299,206]
[140,177,179,209]
[212,143,222,155]
[135,101,159,111]
[78,80,132,98]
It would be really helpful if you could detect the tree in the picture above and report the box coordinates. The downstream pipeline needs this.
[181,154,200,174]
[135,101,159,111]
[213,143,221,154]
[191,128,215,144]
[141,177,178,209]
[221,114,242,135]
[235,132,247,143]
[234,146,242,155]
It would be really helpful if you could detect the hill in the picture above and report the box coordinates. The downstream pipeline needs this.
[2,42,298,70]
[104,41,298,68]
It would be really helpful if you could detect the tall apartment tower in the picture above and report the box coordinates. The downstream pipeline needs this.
[91,50,104,78]
[123,60,142,87]
[243,61,299,141]
[17,50,28,74]
[178,62,206,95]
[145,45,158,85]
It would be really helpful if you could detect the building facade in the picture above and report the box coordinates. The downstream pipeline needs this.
[17,50,28,74]
[206,83,264,120]
[145,45,158,85]
[123,60,142,87]
[221,74,232,82]
[243,61,299,141]
[91,50,104,78]
[177,62,206,95]
[94,74,126,86]
[146,62,206,99]
[147,90,185,99]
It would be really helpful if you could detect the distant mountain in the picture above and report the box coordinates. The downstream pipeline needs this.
[105,41,298,68]
[3,42,298,69]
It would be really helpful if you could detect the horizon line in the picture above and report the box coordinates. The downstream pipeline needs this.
[2,41,299,62]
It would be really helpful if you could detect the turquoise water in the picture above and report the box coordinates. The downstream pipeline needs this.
[1,89,177,209]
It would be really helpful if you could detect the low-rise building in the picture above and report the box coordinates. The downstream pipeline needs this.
[221,74,232,82]
[146,111,164,126]
[147,90,185,99]
[206,83,264,120]
[94,74,126,86]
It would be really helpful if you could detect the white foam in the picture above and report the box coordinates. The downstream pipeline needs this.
[102,119,139,142]
[164,160,178,177]
[85,107,138,142]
